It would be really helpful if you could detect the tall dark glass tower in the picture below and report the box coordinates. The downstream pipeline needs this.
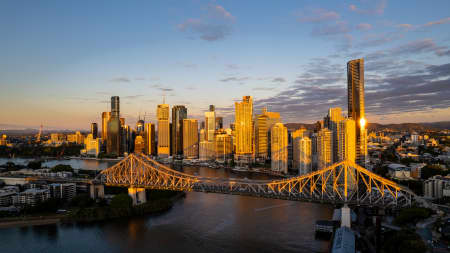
[107,96,121,155]
[91,123,98,139]
[171,105,187,156]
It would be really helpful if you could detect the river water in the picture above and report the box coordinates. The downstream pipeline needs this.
[0,158,333,253]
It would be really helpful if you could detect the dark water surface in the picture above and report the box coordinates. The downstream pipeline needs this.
[0,159,333,253]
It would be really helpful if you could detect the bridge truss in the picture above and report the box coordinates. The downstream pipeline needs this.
[96,154,414,207]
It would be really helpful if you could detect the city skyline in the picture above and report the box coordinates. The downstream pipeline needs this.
[1,0,450,130]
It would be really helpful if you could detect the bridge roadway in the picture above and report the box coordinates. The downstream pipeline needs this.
[96,153,415,208]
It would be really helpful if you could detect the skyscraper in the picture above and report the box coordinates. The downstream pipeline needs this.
[341,118,356,163]
[347,58,367,166]
[255,107,281,160]
[215,130,233,162]
[182,119,198,159]
[215,117,223,130]
[172,105,187,156]
[134,135,145,154]
[205,106,215,142]
[91,123,98,139]
[298,137,312,175]
[326,107,344,163]
[271,123,288,174]
[107,96,121,155]
[157,103,170,158]
[101,112,111,141]
[317,128,332,170]
[144,123,156,156]
[136,119,145,135]
[235,96,253,161]
[292,128,307,171]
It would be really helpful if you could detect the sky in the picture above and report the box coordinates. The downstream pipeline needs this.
[1,0,449,130]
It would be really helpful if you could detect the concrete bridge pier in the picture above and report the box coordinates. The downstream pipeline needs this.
[341,204,351,228]
[90,184,105,199]
[128,187,147,205]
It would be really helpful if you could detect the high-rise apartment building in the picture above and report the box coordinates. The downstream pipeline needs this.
[341,118,356,163]
[144,123,156,156]
[347,58,367,166]
[271,123,288,174]
[182,119,198,159]
[157,104,170,158]
[255,107,281,160]
[298,137,312,175]
[235,96,253,160]
[326,107,344,163]
[81,133,101,157]
[91,123,98,139]
[292,128,307,171]
[172,105,187,156]
[317,128,332,170]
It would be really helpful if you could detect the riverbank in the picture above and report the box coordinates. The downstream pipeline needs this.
[0,192,186,228]
[0,214,65,229]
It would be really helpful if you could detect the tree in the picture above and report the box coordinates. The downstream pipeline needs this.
[110,194,133,209]
[50,164,73,173]
[69,194,94,208]
[383,230,427,253]
[27,160,41,170]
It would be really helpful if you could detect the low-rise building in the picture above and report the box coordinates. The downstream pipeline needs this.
[17,188,50,206]
[49,183,76,201]
[388,164,411,179]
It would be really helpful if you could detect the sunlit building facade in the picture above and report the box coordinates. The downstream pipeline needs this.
[298,137,312,175]
[292,128,307,172]
[317,128,332,170]
[326,107,344,163]
[271,123,288,174]
[134,135,145,154]
[183,119,198,159]
[157,104,170,158]
[81,133,101,157]
[215,130,233,162]
[255,107,281,160]
[205,107,216,142]
[101,112,110,141]
[91,123,98,139]
[347,58,367,166]
[235,96,253,161]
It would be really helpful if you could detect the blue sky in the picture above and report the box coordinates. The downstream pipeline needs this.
[1,0,449,130]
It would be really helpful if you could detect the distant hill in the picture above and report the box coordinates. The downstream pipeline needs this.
[285,121,450,132]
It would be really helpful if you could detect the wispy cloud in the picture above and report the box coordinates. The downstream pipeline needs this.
[356,23,372,31]
[272,77,286,83]
[110,77,131,83]
[220,76,250,82]
[297,8,340,23]
[348,0,387,15]
[177,4,234,41]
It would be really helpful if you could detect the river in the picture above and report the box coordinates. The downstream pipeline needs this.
[0,158,334,253]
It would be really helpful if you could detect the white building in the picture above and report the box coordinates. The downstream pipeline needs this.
[17,189,50,206]
[387,164,411,179]
[49,183,76,201]
[424,175,450,199]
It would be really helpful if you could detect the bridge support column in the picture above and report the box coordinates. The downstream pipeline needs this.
[341,204,351,228]
[128,187,147,205]
[90,184,105,199]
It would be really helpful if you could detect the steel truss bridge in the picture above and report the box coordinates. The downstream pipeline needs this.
[96,153,414,207]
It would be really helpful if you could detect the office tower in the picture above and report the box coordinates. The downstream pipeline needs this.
[215,117,223,130]
[347,58,367,166]
[205,106,216,142]
[157,104,170,158]
[271,123,288,174]
[144,123,156,156]
[183,119,199,159]
[235,96,253,160]
[326,107,344,163]
[255,107,281,160]
[317,128,332,170]
[121,125,132,154]
[292,128,307,171]
[172,105,187,156]
[101,112,111,141]
[215,130,232,162]
[81,134,101,157]
[91,123,98,139]
[341,119,356,163]
[298,137,312,175]
[134,135,145,154]
[136,119,145,135]
[107,97,121,155]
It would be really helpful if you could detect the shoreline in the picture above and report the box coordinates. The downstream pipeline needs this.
[0,192,186,229]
